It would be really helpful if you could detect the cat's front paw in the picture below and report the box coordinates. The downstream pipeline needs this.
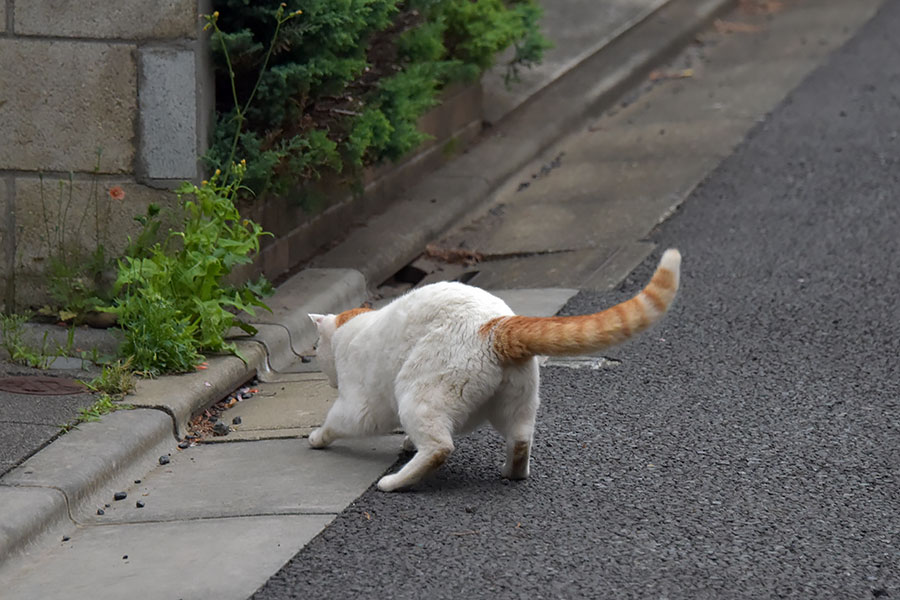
[376,474,404,492]
[308,428,329,449]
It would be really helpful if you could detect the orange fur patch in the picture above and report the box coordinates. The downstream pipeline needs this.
[512,440,530,467]
[426,447,452,471]
[651,268,677,291]
[335,307,374,328]
[643,288,667,312]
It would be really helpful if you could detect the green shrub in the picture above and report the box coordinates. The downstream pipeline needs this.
[207,0,549,199]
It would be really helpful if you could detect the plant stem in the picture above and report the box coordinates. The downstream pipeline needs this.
[211,9,296,183]
[39,173,53,258]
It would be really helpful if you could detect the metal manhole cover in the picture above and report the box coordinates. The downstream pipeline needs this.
[0,376,89,395]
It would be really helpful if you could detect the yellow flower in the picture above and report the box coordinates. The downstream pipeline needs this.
[212,11,219,18]
[201,180,208,186]
[240,159,246,166]
[294,10,303,15]
[214,168,221,176]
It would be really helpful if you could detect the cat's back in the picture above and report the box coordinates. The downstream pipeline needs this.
[389,281,514,326]
[337,282,514,365]
[338,283,513,384]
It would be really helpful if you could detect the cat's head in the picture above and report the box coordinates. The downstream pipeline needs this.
[308,313,338,388]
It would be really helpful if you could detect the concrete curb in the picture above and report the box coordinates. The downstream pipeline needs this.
[0,410,173,561]
[236,268,368,373]
[311,0,738,289]
[127,340,267,438]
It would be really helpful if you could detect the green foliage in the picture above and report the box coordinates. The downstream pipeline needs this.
[75,394,134,424]
[81,358,137,397]
[113,165,272,375]
[0,312,76,369]
[207,0,548,199]
[70,359,137,428]
[116,291,203,376]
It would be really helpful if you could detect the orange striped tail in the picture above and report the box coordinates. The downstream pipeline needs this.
[480,249,681,362]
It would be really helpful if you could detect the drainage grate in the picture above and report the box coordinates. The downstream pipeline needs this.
[0,376,89,395]
[541,356,621,370]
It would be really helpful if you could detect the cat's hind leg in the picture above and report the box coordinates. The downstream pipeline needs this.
[377,439,454,492]
[377,388,456,492]
[489,361,540,480]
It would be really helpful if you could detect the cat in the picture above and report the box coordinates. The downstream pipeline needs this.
[308,248,681,492]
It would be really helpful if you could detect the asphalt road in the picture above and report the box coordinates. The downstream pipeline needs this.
[253,2,900,597]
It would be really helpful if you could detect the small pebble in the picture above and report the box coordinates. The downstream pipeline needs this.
[136,500,145,508]
[134,480,141,484]
[300,356,312,363]
[232,416,243,425]
[122,555,128,560]
[465,506,476,514]
[159,455,170,465]
[178,441,190,449]
[97,508,105,516]
[62,536,70,542]
[105,503,110,508]
[114,491,127,501]
[213,421,230,436]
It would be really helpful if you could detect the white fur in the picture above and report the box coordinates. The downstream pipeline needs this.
[308,282,539,492]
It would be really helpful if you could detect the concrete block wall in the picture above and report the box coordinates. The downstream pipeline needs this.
[0,0,212,309]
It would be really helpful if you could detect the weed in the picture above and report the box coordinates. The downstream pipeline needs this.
[0,313,76,369]
[113,163,271,375]
[81,358,136,397]
[37,149,119,320]
[76,394,134,423]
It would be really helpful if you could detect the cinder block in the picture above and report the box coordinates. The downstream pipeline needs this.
[0,39,136,173]
[12,176,176,308]
[139,49,198,180]
[16,0,197,39]
[0,178,11,310]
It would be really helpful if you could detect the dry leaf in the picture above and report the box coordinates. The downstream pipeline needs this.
[649,68,694,81]
[424,244,483,265]
[739,0,783,15]
[714,19,762,34]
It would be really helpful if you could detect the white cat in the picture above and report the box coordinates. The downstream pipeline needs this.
[308,249,681,492]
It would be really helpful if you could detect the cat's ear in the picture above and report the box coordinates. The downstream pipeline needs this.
[308,313,328,327]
